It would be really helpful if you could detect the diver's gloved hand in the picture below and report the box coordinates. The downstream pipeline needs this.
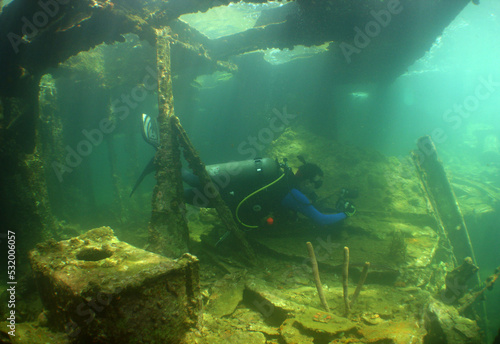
[343,201,356,217]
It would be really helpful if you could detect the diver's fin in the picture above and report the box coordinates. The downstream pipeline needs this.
[141,113,160,148]
[130,157,155,197]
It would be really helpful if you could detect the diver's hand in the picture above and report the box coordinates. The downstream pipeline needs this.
[343,201,356,217]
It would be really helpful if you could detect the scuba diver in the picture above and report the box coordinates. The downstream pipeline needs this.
[131,114,356,229]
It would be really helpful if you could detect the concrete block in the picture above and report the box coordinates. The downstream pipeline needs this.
[29,226,200,343]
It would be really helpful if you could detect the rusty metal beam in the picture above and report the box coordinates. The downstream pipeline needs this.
[412,136,477,268]
[173,116,256,264]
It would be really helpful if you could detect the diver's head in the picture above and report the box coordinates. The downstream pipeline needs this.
[295,162,324,196]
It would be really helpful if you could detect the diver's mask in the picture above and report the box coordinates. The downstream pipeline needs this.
[312,175,323,189]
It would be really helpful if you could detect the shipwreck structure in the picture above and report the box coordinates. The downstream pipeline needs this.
[0,0,472,269]
[1,0,497,343]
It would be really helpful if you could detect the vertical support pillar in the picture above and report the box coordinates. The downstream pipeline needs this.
[105,98,124,223]
[38,74,66,216]
[36,74,62,239]
[0,77,56,271]
[148,27,189,257]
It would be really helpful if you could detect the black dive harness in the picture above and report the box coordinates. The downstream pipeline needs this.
[216,158,292,246]
[235,158,290,229]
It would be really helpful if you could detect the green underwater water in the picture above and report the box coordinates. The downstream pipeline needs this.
[1,0,500,342]
[41,1,500,341]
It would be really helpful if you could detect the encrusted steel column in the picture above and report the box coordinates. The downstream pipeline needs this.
[148,27,189,257]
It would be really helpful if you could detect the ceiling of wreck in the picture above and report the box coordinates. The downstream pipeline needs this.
[0,0,470,98]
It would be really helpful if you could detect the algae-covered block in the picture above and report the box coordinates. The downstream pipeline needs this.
[29,226,200,343]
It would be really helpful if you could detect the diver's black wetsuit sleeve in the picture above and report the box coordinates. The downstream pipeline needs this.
[281,189,347,225]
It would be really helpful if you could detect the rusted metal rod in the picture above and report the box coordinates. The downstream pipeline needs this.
[343,246,350,316]
[350,262,370,308]
[306,242,329,312]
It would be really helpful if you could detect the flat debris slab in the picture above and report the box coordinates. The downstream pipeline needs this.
[29,226,200,344]
[183,312,269,344]
[280,318,314,344]
[206,275,246,318]
[244,282,305,323]
[293,309,357,339]
[358,319,426,344]
[190,330,266,344]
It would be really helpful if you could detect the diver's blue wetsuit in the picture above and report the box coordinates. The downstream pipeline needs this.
[183,168,346,226]
[281,188,346,225]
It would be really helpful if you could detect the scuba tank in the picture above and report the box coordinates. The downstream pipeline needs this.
[199,158,283,211]
[190,158,290,241]
[229,158,292,229]
[205,158,281,198]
